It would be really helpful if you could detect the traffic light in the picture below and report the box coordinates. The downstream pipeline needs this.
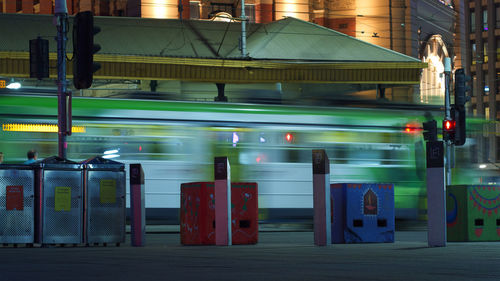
[442,118,456,142]
[454,68,471,107]
[422,120,437,141]
[452,105,466,146]
[29,37,49,80]
[453,68,470,146]
[73,11,101,89]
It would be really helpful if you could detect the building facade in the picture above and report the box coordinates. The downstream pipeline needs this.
[465,0,499,163]
[1,1,463,99]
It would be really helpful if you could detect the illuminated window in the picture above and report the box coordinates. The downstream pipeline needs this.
[245,4,255,23]
[497,38,500,60]
[484,42,488,63]
[190,1,200,19]
[471,41,477,65]
[470,10,475,33]
[209,3,234,19]
[484,9,488,31]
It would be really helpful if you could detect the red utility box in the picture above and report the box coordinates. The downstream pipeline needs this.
[180,182,258,245]
[231,183,258,245]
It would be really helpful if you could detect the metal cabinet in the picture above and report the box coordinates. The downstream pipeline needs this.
[0,165,35,244]
[83,157,125,245]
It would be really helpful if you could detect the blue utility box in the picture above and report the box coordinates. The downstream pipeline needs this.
[331,183,395,243]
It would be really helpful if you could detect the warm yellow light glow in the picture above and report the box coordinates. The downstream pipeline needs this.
[353,1,387,46]
[275,0,309,21]
[420,35,449,104]
[141,0,179,19]
[2,123,86,133]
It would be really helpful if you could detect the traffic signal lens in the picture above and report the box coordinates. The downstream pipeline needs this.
[285,133,293,143]
[404,124,419,133]
[443,120,455,131]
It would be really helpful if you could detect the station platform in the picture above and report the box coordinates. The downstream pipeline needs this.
[0,231,498,281]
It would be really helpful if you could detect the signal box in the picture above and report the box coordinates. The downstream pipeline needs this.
[331,183,395,243]
[231,183,259,244]
[180,182,258,245]
[447,185,500,241]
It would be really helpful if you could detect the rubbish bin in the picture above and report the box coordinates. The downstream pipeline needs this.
[0,164,36,245]
[38,156,84,245]
[82,157,125,245]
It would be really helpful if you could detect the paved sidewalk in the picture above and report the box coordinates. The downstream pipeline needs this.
[0,231,499,281]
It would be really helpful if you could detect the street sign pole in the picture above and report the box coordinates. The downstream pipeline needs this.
[55,0,70,158]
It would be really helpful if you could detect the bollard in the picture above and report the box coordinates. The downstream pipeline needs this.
[214,157,231,246]
[426,141,446,247]
[312,150,331,246]
[130,164,145,247]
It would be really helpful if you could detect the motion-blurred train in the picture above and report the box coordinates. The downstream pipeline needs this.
[0,93,482,224]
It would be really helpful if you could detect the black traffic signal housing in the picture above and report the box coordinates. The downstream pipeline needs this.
[442,118,456,142]
[452,105,466,146]
[423,120,437,141]
[453,68,470,146]
[454,68,471,107]
[29,37,49,80]
[73,11,101,89]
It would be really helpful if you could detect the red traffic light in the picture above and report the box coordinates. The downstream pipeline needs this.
[442,119,456,142]
[285,133,294,143]
[443,119,455,131]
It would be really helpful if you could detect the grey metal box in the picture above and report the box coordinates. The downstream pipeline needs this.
[41,164,83,244]
[0,165,35,244]
[86,167,126,244]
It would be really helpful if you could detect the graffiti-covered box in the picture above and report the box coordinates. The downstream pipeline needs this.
[180,182,258,245]
[231,183,258,244]
[331,183,395,243]
[180,182,215,245]
[447,185,500,242]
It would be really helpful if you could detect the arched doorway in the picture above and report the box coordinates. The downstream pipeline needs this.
[420,35,450,105]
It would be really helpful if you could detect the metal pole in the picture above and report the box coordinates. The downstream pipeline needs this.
[444,57,452,185]
[178,0,183,20]
[241,0,247,57]
[55,0,68,159]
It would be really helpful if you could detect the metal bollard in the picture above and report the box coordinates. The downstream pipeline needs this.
[214,157,231,246]
[130,164,146,247]
[312,150,331,246]
[426,141,446,247]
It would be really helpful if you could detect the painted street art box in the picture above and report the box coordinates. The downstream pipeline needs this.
[180,182,215,245]
[180,182,258,245]
[231,183,258,245]
[447,185,500,242]
[331,183,395,243]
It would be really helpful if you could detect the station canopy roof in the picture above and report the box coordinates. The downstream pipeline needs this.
[0,13,426,84]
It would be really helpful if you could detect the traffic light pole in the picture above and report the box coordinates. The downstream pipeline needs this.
[444,58,452,185]
[55,0,70,159]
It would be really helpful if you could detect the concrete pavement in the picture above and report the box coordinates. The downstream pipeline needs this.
[0,231,499,281]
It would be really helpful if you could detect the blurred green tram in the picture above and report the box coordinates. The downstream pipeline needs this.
[0,94,441,223]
